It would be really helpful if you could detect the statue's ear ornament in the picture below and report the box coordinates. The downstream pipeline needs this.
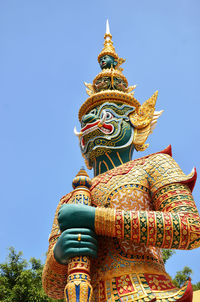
[115,57,126,72]
[84,82,95,96]
[129,91,163,151]
[126,85,137,96]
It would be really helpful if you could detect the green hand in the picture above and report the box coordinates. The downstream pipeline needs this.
[53,228,98,264]
[58,204,95,232]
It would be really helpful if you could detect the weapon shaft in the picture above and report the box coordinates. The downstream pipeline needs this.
[64,169,93,302]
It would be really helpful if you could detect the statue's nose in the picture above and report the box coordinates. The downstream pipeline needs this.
[82,113,98,125]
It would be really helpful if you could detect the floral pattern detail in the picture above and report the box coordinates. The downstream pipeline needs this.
[115,275,135,295]
[43,152,199,301]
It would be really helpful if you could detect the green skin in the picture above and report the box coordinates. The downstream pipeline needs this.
[99,55,118,69]
[54,205,97,264]
[80,102,135,174]
[54,102,135,264]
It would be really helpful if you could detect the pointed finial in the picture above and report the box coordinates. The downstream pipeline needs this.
[72,167,92,189]
[104,19,112,41]
[106,19,110,35]
[75,166,88,177]
[97,20,118,63]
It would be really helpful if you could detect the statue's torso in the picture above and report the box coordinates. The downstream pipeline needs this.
[90,158,164,276]
[89,155,188,302]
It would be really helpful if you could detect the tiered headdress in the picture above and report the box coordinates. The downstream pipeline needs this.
[79,21,163,151]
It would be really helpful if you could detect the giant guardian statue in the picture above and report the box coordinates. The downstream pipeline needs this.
[43,21,200,302]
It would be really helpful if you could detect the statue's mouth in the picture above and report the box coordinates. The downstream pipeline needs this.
[80,120,114,149]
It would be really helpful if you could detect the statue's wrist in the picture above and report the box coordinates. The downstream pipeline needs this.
[95,207,116,237]
[88,206,96,230]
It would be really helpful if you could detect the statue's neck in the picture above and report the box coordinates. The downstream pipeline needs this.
[93,145,134,176]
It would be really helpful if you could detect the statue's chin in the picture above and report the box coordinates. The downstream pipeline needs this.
[85,134,133,163]
[82,127,134,166]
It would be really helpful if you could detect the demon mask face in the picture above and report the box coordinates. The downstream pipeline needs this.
[77,102,135,168]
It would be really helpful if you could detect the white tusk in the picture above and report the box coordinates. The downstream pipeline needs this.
[74,126,82,137]
[98,110,107,127]
[101,110,107,124]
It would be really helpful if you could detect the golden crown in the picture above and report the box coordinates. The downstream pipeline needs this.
[78,21,163,151]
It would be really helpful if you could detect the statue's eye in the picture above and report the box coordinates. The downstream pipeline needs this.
[90,109,96,115]
[105,112,113,120]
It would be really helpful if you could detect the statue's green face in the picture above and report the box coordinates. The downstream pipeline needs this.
[99,55,117,69]
[80,102,135,166]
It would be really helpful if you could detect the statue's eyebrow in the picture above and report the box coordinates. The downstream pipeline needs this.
[97,102,135,116]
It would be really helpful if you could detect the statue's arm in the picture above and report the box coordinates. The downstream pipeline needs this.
[58,154,200,253]
[94,154,200,250]
[42,194,71,300]
[94,182,200,250]
[60,154,200,250]
[59,184,200,251]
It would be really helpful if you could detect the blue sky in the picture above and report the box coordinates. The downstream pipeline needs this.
[0,0,200,283]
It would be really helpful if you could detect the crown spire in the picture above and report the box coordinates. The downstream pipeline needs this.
[106,19,110,36]
[97,20,118,63]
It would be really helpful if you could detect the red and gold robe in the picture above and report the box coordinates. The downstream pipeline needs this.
[42,147,200,302]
